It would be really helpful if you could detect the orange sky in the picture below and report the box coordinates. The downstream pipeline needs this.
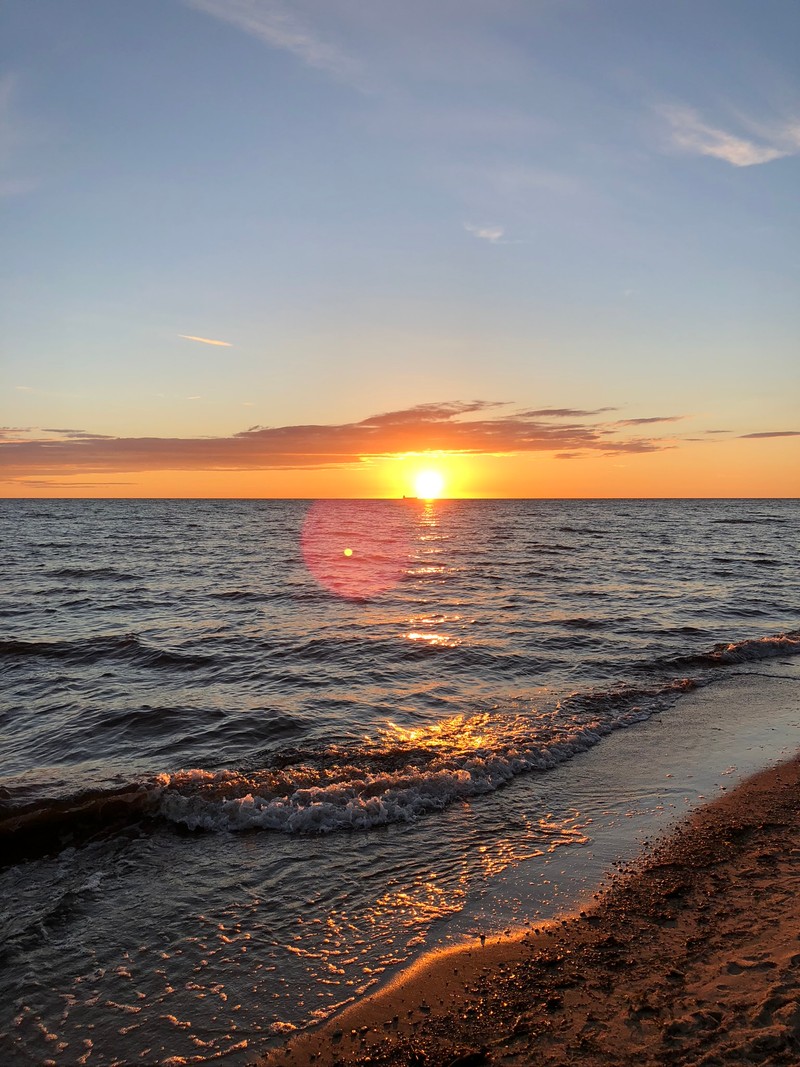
[3,427,798,499]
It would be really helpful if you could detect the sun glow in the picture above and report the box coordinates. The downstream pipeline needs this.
[414,469,445,499]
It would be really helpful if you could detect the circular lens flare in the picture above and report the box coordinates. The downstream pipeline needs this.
[301,502,412,600]
[414,470,444,499]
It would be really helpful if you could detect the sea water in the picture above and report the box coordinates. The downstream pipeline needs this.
[1,498,798,1064]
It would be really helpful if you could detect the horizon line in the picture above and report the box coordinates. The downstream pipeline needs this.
[1,495,798,503]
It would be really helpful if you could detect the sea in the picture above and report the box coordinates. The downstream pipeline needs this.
[1,498,799,1066]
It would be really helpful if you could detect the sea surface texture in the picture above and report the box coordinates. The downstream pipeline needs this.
[1,498,798,1065]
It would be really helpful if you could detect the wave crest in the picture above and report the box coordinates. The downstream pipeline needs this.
[0,634,214,670]
[660,629,800,670]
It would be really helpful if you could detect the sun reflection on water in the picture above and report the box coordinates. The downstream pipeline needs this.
[404,630,460,648]
[381,713,489,752]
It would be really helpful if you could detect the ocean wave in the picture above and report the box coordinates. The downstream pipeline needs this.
[2,629,797,858]
[48,566,139,581]
[560,617,609,630]
[0,634,214,670]
[710,517,783,525]
[158,679,696,833]
[661,629,800,669]
[257,632,541,676]
[0,783,159,866]
[557,525,604,535]
[0,677,695,859]
[208,589,267,601]
[208,586,328,605]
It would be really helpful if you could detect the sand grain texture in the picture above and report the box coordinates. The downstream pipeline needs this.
[263,756,800,1067]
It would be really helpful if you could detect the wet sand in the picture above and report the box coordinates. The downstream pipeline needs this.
[263,753,800,1066]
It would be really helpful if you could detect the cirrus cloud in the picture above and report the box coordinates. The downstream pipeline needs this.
[183,0,362,85]
[179,334,233,347]
[660,104,800,167]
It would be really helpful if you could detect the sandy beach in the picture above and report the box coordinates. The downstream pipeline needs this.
[264,753,800,1066]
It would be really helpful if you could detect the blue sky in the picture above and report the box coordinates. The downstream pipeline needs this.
[2,0,798,495]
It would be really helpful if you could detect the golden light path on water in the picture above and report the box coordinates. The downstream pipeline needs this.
[258,497,593,1037]
[289,497,588,1023]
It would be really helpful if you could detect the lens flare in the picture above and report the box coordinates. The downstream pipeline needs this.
[301,501,412,599]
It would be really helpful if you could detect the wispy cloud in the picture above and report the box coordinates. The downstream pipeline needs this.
[15,385,34,392]
[613,415,684,427]
[464,223,505,244]
[179,334,233,347]
[41,428,114,440]
[660,104,800,167]
[183,0,361,84]
[515,407,616,418]
[0,400,683,479]
[739,430,800,439]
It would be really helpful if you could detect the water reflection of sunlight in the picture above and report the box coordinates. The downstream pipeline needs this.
[404,630,460,648]
[371,877,465,933]
[420,499,437,523]
[382,714,489,752]
[351,800,587,940]
[407,564,445,578]
[404,606,462,647]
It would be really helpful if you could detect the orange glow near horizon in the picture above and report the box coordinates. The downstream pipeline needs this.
[383,452,473,500]
[1,437,799,498]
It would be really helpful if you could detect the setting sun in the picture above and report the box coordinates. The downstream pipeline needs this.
[414,470,445,499]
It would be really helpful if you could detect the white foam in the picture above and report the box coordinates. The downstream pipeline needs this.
[156,692,684,835]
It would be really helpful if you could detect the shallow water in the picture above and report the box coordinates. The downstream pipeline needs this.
[1,498,798,1064]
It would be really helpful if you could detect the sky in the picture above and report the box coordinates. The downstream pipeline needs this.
[1,0,798,498]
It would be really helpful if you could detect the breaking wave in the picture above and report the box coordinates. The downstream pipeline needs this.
[0,679,694,859]
[1,629,796,862]
[656,629,800,670]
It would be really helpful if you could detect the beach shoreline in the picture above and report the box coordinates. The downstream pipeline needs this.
[262,752,800,1066]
